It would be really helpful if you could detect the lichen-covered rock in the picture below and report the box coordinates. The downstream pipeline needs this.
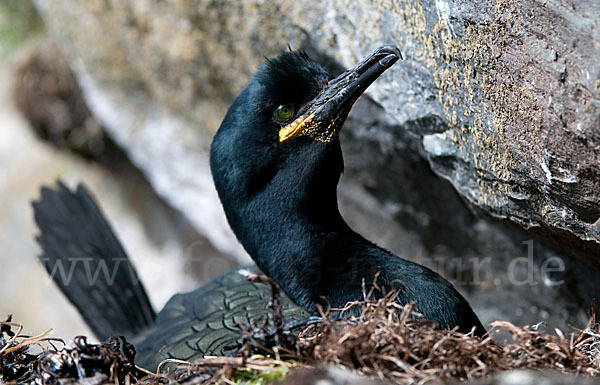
[33,0,600,329]
[34,0,599,258]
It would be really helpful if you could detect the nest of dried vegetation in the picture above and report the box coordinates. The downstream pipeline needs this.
[2,285,599,385]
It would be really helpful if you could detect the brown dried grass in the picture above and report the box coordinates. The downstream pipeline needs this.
[292,289,599,384]
[2,289,598,385]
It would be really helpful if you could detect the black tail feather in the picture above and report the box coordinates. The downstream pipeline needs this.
[32,181,156,340]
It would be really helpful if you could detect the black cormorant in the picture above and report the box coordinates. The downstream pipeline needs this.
[210,45,485,335]
[33,46,485,370]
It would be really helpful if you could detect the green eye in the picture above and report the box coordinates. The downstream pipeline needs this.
[276,104,294,121]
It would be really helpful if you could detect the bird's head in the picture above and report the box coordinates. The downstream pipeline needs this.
[210,46,401,243]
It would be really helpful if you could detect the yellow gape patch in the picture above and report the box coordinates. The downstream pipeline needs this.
[278,113,316,142]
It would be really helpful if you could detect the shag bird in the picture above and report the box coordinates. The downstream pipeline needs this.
[210,45,485,333]
[33,46,485,370]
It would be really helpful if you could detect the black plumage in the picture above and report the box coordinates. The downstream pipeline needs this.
[33,183,155,340]
[33,183,307,370]
[210,46,485,336]
[32,46,485,370]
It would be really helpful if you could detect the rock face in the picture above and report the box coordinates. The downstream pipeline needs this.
[33,0,600,330]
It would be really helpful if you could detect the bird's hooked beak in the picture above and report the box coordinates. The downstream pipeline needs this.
[279,46,402,143]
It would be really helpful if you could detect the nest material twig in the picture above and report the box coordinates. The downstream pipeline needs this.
[293,289,599,383]
[573,299,600,370]
[231,280,600,384]
[1,315,59,383]
[3,286,599,385]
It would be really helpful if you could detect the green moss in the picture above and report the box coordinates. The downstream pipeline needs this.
[231,357,295,385]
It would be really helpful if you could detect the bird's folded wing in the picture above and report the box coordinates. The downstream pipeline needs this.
[134,268,309,370]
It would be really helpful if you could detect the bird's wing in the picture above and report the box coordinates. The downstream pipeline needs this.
[134,268,309,370]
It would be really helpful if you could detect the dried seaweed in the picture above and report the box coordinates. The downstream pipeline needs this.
[33,335,147,385]
[237,274,322,361]
[146,284,599,385]
[573,299,600,370]
[3,289,599,385]
[291,290,599,383]
[1,315,41,383]
[1,317,147,385]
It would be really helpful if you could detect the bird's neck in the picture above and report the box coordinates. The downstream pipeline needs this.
[222,144,367,309]
[236,186,362,309]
